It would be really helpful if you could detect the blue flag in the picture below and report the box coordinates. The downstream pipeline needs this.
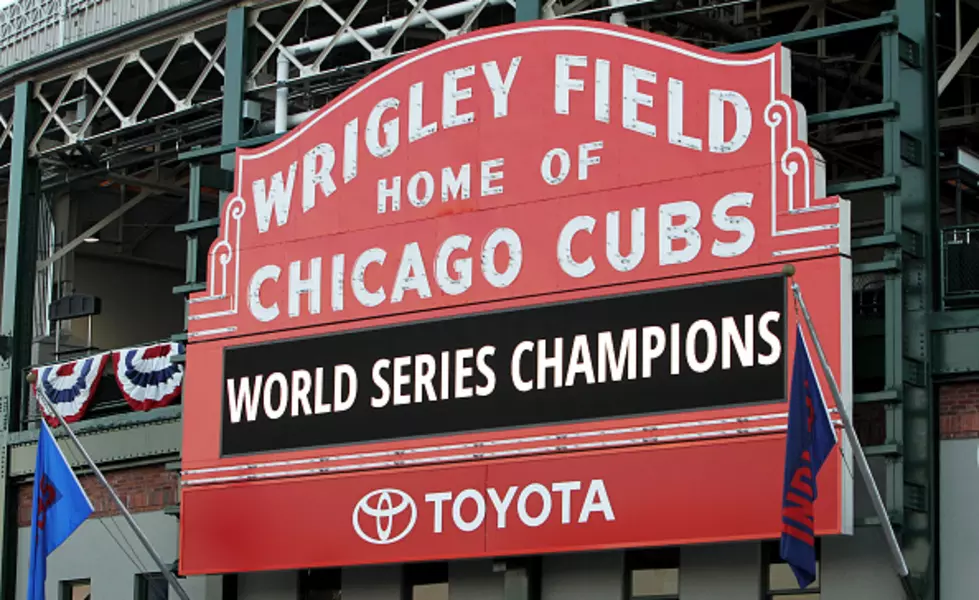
[779,324,838,588]
[27,422,94,600]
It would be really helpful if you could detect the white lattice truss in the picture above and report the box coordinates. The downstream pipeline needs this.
[0,0,61,50]
[28,25,226,156]
[247,0,517,91]
[0,0,177,50]
[1,0,752,162]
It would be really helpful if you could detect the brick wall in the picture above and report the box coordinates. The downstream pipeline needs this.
[940,381,979,440]
[17,464,177,527]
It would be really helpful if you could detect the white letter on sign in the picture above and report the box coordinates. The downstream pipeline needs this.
[541,148,571,185]
[579,480,615,523]
[659,201,702,265]
[452,489,486,532]
[709,90,751,153]
[392,242,432,303]
[555,55,587,115]
[366,97,400,158]
[482,228,522,288]
[303,144,336,213]
[557,216,596,279]
[333,364,357,412]
[711,192,755,258]
[668,78,703,151]
[517,483,552,527]
[408,82,438,142]
[352,248,387,307]
[426,492,453,533]
[444,66,476,129]
[623,65,657,138]
[249,265,281,322]
[436,234,473,296]
[482,57,522,118]
[288,258,321,318]
[253,163,297,234]
[606,208,645,272]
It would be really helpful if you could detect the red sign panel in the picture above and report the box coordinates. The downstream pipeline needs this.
[181,435,844,573]
[180,20,852,575]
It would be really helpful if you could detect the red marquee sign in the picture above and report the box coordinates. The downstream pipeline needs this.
[180,20,853,575]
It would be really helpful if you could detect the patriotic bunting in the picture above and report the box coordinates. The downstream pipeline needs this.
[112,342,184,411]
[32,353,110,427]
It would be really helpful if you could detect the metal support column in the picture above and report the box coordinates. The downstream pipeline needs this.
[715,7,937,597]
[173,6,249,336]
[0,80,41,599]
[515,0,540,22]
[895,0,939,596]
[502,558,540,600]
[221,6,248,174]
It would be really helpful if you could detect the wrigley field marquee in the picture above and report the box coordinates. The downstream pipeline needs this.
[178,20,853,575]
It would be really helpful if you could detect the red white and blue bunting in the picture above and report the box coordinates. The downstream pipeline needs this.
[112,342,185,411]
[32,352,110,427]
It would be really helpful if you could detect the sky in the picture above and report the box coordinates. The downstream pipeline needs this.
[0,0,16,8]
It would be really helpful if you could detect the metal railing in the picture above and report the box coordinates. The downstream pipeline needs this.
[19,338,183,431]
[941,224,979,309]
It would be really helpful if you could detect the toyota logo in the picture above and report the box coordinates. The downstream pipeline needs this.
[352,488,417,545]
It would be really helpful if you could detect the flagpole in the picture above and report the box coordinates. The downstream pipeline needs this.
[32,391,192,600]
[788,274,918,600]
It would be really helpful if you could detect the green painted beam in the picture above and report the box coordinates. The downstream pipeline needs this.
[174,217,222,233]
[853,259,902,274]
[0,80,41,599]
[515,0,540,22]
[808,102,899,126]
[864,443,903,458]
[894,0,938,596]
[177,132,282,162]
[933,328,979,376]
[221,7,248,172]
[930,308,979,331]
[852,233,902,250]
[854,389,903,404]
[174,282,207,295]
[7,413,182,478]
[715,12,898,53]
[827,175,900,196]
[1,82,40,435]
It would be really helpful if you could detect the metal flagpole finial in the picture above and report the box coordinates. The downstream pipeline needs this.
[781,263,796,278]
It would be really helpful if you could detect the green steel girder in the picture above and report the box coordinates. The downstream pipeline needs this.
[808,101,900,126]
[221,7,248,174]
[894,1,939,597]
[0,81,41,600]
[712,4,937,596]
[515,0,541,22]
[173,6,251,358]
[716,12,898,53]
[932,328,979,376]
[176,132,282,162]
[7,409,182,478]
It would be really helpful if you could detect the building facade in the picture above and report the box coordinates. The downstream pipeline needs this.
[0,0,973,599]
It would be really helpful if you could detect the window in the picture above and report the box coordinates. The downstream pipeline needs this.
[626,548,680,599]
[404,562,448,600]
[300,568,341,600]
[765,541,820,598]
[135,572,168,600]
[61,579,91,600]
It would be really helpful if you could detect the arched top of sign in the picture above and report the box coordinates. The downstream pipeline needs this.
[188,20,848,341]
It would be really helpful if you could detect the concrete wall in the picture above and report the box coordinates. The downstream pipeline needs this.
[229,540,905,600]
[941,438,979,599]
[15,510,214,600]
